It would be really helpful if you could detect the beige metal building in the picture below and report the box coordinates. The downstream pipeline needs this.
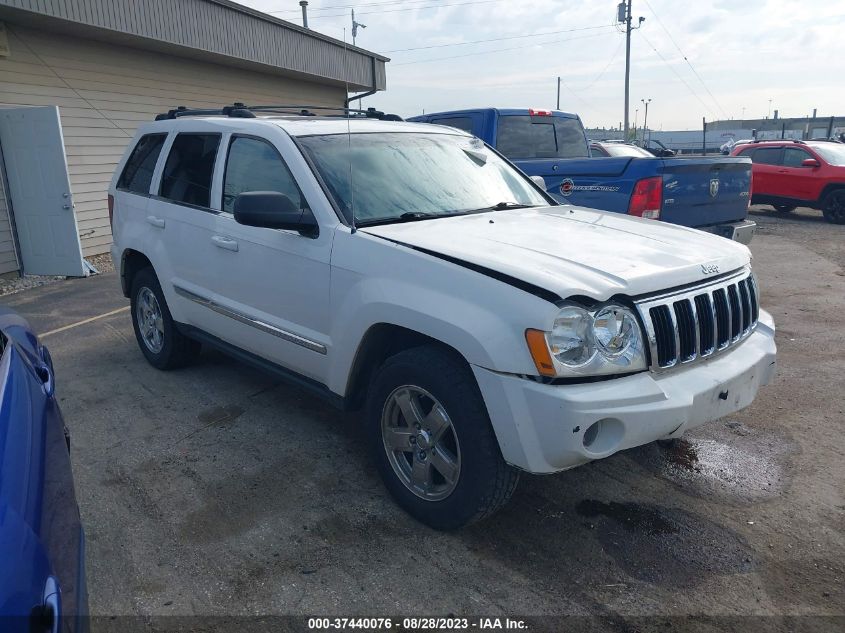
[0,0,387,276]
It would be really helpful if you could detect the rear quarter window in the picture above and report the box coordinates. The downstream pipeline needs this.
[118,134,167,194]
[496,115,588,159]
[749,147,782,165]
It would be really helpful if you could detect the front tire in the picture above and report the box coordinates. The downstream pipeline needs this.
[366,345,519,530]
[773,204,796,213]
[822,190,845,224]
[130,267,200,369]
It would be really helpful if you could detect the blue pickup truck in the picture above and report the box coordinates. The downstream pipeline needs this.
[408,108,755,243]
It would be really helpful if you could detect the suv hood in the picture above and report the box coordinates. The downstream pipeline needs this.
[361,206,751,301]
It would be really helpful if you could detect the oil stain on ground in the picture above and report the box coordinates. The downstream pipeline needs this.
[629,420,792,503]
[197,404,245,427]
[463,479,755,594]
[574,498,754,587]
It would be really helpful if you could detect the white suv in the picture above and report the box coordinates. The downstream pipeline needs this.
[109,106,777,529]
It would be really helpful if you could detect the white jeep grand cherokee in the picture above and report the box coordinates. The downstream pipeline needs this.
[109,106,777,529]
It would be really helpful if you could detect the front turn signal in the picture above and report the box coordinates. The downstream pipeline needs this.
[525,329,556,377]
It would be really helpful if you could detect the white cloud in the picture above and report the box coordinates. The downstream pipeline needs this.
[237,0,843,129]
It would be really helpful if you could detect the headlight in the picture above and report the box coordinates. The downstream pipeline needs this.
[526,302,647,378]
[548,306,594,366]
[593,305,639,358]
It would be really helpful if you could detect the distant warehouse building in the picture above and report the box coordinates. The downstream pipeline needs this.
[0,0,387,276]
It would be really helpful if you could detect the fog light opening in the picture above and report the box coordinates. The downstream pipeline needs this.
[583,421,600,448]
[582,418,624,454]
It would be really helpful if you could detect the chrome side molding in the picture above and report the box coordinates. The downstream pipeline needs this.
[172,284,327,355]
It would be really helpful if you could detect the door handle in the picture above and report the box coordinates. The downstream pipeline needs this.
[211,235,239,252]
[146,215,166,228]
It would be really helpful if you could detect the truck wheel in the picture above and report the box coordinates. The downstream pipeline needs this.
[130,267,200,369]
[822,190,845,224]
[773,204,796,213]
[366,345,519,530]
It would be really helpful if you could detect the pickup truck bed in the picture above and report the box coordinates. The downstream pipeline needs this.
[542,155,752,229]
[408,108,754,242]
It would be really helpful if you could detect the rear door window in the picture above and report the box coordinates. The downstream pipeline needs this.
[222,136,307,214]
[431,117,474,133]
[496,115,588,159]
[782,147,812,167]
[749,147,782,165]
[118,134,167,194]
[159,133,221,208]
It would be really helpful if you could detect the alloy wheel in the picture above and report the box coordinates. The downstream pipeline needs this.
[825,191,845,223]
[381,385,461,501]
[136,287,164,354]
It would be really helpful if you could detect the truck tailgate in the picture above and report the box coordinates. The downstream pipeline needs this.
[660,157,751,228]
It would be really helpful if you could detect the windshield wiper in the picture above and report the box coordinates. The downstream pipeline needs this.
[355,204,540,228]
[469,201,541,212]
[357,210,474,228]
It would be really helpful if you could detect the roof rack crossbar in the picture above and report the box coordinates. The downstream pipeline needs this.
[243,105,402,120]
[154,103,402,122]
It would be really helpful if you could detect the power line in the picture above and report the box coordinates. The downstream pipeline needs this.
[638,31,718,119]
[385,24,615,53]
[393,29,615,66]
[7,25,131,137]
[580,36,625,91]
[641,0,729,119]
[270,0,502,20]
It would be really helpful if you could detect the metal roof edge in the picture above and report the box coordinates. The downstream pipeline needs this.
[205,0,390,62]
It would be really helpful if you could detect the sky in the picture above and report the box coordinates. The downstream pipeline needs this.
[235,0,844,131]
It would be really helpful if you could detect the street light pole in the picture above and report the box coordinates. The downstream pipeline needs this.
[557,76,561,110]
[641,98,651,144]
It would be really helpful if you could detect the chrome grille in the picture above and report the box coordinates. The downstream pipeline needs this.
[636,270,759,371]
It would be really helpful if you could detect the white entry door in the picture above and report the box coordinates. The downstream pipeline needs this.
[0,106,86,276]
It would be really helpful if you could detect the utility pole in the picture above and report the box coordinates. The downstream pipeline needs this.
[641,98,651,144]
[351,9,366,46]
[619,1,645,141]
[623,0,632,140]
[556,77,561,110]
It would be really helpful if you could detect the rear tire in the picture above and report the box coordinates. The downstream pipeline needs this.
[130,267,200,369]
[822,190,845,224]
[773,204,796,213]
[365,345,519,530]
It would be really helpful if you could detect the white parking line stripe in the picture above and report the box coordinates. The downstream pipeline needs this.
[40,306,130,338]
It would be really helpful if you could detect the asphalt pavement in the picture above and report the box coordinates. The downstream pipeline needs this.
[2,205,843,631]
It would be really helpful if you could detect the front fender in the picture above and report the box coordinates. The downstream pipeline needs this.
[326,230,557,395]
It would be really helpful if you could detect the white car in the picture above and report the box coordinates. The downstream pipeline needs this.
[109,107,777,529]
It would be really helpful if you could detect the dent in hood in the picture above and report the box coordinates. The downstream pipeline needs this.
[361,206,750,301]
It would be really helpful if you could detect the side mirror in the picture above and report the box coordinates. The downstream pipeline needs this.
[529,175,547,190]
[234,191,318,237]
[801,158,820,168]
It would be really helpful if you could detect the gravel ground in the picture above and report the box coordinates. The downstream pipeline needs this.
[3,206,843,631]
[0,252,115,297]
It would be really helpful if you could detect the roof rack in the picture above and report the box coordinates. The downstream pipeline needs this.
[154,103,403,121]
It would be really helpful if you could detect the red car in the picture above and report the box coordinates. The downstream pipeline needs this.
[731,140,845,224]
